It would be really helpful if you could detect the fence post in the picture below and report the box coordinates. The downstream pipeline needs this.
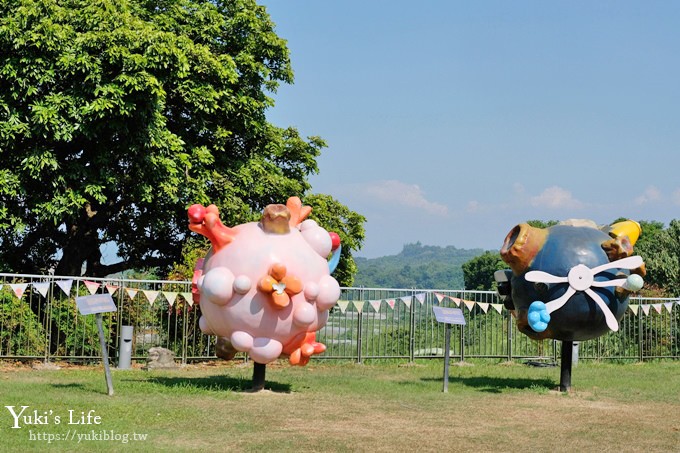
[409,289,415,363]
[507,311,513,361]
[44,278,54,363]
[638,313,644,362]
[356,309,362,364]
[356,288,364,364]
[459,325,465,362]
[182,303,188,365]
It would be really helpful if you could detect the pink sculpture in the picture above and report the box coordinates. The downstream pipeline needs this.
[188,197,341,367]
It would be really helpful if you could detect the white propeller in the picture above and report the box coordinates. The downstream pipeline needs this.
[524,255,644,332]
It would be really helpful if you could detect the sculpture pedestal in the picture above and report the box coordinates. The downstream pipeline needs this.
[252,362,266,392]
[560,340,573,392]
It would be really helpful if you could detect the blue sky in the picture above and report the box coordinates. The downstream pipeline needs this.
[260,1,679,258]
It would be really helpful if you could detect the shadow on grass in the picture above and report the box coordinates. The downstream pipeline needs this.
[144,374,292,393]
[51,383,87,389]
[422,376,555,393]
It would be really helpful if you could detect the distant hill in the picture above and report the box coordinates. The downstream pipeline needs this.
[353,242,485,290]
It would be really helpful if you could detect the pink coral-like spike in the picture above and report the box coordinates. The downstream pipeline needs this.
[286,197,312,227]
[187,204,236,252]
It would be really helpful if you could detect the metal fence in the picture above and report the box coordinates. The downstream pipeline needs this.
[0,273,678,364]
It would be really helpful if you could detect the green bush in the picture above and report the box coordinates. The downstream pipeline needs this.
[0,288,46,356]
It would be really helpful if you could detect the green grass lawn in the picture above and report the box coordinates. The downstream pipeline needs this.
[1,359,678,452]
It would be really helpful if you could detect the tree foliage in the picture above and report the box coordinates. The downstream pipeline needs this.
[635,219,680,297]
[0,0,364,277]
[461,250,507,291]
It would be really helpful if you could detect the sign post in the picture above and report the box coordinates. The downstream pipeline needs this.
[76,294,117,396]
[432,306,466,393]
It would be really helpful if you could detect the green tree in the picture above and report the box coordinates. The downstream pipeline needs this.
[635,220,680,296]
[526,219,559,228]
[0,0,363,277]
[462,250,507,291]
[304,193,365,287]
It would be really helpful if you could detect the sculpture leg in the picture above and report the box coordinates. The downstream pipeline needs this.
[252,362,266,392]
[560,340,573,392]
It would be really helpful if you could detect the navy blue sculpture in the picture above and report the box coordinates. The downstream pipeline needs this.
[497,220,645,391]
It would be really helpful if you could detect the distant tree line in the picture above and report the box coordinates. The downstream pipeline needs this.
[353,242,483,289]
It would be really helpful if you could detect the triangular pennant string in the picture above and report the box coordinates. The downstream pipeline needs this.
[55,280,73,297]
[463,299,475,311]
[31,282,50,298]
[106,285,119,295]
[641,305,651,316]
[629,304,639,316]
[126,288,138,301]
[491,303,503,314]
[387,299,395,310]
[143,290,160,306]
[400,296,412,308]
[369,300,382,313]
[448,296,461,307]
[182,292,194,306]
[352,300,364,313]
[9,283,27,299]
[663,302,674,313]
[477,302,489,313]
[336,300,350,313]
[165,292,178,307]
[434,292,445,304]
[652,303,662,314]
[84,280,100,295]
[415,293,426,305]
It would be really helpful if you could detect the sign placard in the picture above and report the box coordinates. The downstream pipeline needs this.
[432,306,466,325]
[76,294,117,315]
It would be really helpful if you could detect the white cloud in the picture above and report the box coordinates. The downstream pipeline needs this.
[467,200,480,212]
[512,183,526,195]
[672,188,680,206]
[634,186,662,205]
[530,186,584,209]
[360,180,449,216]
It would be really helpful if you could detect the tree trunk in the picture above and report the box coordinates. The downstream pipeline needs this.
[54,209,102,276]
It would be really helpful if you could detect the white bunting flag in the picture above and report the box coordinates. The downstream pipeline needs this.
[434,292,445,304]
[165,291,178,307]
[491,303,503,314]
[415,293,426,305]
[55,280,73,297]
[449,296,461,307]
[126,288,138,301]
[143,290,160,306]
[652,304,662,314]
[336,300,350,313]
[352,300,364,313]
[369,300,382,313]
[641,305,651,316]
[477,302,489,313]
[105,285,119,295]
[400,296,412,308]
[387,299,395,310]
[629,304,639,316]
[84,280,100,295]
[32,282,50,298]
[463,299,475,311]
[181,292,194,306]
[663,302,674,313]
[9,283,28,299]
